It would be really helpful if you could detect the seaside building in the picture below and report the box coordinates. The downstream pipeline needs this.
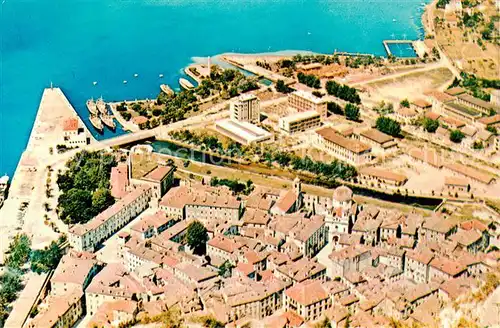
[278,110,321,135]
[313,127,371,165]
[215,119,273,145]
[68,186,152,252]
[230,94,260,124]
[288,90,328,117]
[62,117,89,148]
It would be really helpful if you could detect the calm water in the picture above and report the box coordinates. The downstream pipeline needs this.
[0,0,427,176]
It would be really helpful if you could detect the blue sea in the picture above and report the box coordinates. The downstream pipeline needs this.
[0,0,427,177]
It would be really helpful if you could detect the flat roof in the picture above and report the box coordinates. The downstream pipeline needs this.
[215,119,272,143]
[291,90,326,104]
[280,110,321,124]
[235,93,258,102]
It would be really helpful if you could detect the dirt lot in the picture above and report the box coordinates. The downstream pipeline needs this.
[362,67,454,105]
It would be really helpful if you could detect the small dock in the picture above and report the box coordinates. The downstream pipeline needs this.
[382,40,417,58]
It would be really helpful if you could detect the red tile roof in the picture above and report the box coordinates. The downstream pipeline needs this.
[143,166,174,182]
[285,280,328,306]
[63,117,79,131]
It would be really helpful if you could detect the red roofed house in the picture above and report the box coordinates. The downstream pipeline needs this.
[284,280,331,322]
[428,256,467,282]
[62,117,88,148]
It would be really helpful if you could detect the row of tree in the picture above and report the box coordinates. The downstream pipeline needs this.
[325,80,361,104]
[297,72,321,89]
[375,117,401,137]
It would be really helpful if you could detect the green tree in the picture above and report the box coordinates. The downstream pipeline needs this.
[344,103,360,121]
[5,234,31,270]
[30,240,63,274]
[376,117,401,137]
[0,270,22,303]
[486,126,497,135]
[314,317,332,328]
[92,188,114,213]
[400,99,410,108]
[450,130,465,143]
[423,118,439,133]
[185,221,208,255]
[58,189,93,224]
[275,80,291,93]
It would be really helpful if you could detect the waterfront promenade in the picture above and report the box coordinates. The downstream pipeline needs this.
[0,87,95,261]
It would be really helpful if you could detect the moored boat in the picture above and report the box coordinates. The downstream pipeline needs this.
[89,115,104,133]
[160,84,174,96]
[179,78,194,90]
[101,115,116,130]
[86,99,99,116]
[0,175,9,209]
[96,97,107,115]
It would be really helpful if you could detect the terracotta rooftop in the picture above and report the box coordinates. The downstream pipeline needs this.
[424,90,455,103]
[69,185,151,236]
[425,112,441,121]
[444,163,495,185]
[62,117,79,131]
[444,176,469,187]
[359,167,408,183]
[285,280,328,306]
[430,256,467,277]
[160,185,241,209]
[132,115,148,125]
[412,98,432,108]
[143,165,174,182]
[51,254,98,287]
[360,128,394,145]
[422,216,457,234]
[110,163,129,199]
[316,127,371,154]
[208,235,244,254]
[274,190,298,213]
[444,87,467,96]
[408,149,443,168]
[478,114,500,125]
[460,219,488,233]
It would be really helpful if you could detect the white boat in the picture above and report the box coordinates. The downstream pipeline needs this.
[159,74,164,78]
[393,18,397,22]
[93,81,98,85]
[123,80,128,84]
[179,78,194,90]
[89,115,104,133]
[134,73,139,77]
[96,97,107,115]
[160,84,174,96]
[86,99,99,116]
[101,115,116,130]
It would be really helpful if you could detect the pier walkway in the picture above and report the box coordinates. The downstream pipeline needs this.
[0,87,92,262]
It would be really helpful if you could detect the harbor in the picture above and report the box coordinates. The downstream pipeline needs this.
[382,39,419,58]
